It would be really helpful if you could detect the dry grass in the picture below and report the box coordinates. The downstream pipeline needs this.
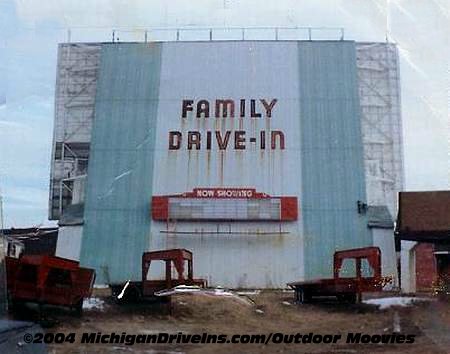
[24,291,446,353]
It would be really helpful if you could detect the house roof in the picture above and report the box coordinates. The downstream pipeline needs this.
[1,228,58,256]
[395,191,450,243]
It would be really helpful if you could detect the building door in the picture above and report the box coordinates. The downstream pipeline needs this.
[435,253,450,294]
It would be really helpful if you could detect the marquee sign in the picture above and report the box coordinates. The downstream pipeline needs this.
[151,188,298,221]
[186,188,267,199]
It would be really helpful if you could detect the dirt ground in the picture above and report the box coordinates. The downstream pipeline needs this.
[11,291,450,354]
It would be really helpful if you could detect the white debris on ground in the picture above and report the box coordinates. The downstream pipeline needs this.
[155,286,254,305]
[155,285,234,297]
[154,285,201,296]
[209,288,254,305]
[210,288,235,297]
[255,309,264,314]
[83,297,105,310]
[282,301,291,306]
[363,297,431,310]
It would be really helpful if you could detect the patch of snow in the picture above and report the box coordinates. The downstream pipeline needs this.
[83,297,105,310]
[363,297,430,310]
[173,285,202,292]
[207,288,254,305]
[236,290,261,296]
[94,284,109,289]
[210,288,234,296]
[155,285,201,297]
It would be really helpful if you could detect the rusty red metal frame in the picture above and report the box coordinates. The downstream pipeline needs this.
[141,249,206,296]
[5,255,95,311]
[333,246,382,281]
[287,247,385,303]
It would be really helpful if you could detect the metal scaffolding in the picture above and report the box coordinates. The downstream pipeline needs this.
[49,43,101,219]
[356,43,404,217]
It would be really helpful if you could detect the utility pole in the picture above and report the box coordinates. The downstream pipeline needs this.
[0,185,8,315]
[0,187,4,231]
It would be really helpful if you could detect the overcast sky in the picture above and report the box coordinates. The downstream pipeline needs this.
[0,0,448,227]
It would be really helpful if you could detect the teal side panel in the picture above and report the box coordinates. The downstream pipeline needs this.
[80,43,162,284]
[298,41,371,279]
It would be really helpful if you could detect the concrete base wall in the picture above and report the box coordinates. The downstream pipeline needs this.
[372,228,398,289]
[400,240,417,293]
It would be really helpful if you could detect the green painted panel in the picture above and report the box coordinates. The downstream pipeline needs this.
[80,43,162,284]
[298,41,371,279]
